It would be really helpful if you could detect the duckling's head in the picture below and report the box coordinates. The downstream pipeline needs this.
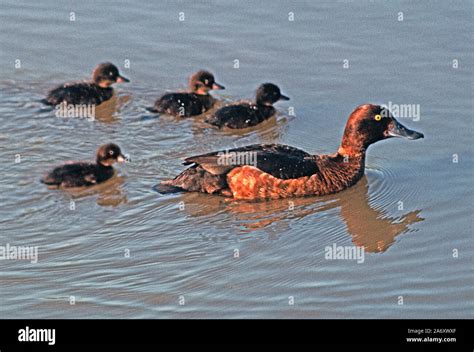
[338,104,424,156]
[96,143,126,166]
[189,70,225,95]
[255,83,290,106]
[93,63,130,88]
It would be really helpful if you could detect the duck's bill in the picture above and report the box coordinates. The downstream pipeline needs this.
[386,119,424,140]
[117,154,127,163]
[116,75,130,83]
[279,94,290,101]
[212,82,225,90]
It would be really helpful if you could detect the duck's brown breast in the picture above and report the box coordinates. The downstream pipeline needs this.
[226,155,364,200]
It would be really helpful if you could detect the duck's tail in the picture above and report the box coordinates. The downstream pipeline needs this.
[153,166,228,195]
[40,98,53,106]
[152,181,183,194]
[146,106,160,113]
[40,176,60,186]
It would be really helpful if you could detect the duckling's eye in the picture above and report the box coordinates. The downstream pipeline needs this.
[204,79,209,85]
[109,72,113,76]
[374,114,382,121]
[109,150,114,155]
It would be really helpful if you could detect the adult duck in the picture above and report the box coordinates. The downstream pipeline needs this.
[155,104,423,200]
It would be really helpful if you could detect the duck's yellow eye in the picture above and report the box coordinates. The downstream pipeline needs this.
[374,114,382,121]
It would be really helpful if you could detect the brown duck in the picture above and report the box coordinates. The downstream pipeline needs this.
[155,104,424,200]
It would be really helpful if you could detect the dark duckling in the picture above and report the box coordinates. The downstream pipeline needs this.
[148,70,225,117]
[155,104,424,200]
[42,63,129,106]
[41,143,126,188]
[205,83,289,129]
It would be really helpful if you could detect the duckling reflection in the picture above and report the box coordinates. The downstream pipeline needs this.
[41,93,131,122]
[63,176,127,207]
[173,177,423,253]
[93,94,132,122]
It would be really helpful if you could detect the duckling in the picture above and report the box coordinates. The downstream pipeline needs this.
[148,70,225,117]
[42,63,129,106]
[41,143,126,188]
[155,104,424,200]
[205,83,289,129]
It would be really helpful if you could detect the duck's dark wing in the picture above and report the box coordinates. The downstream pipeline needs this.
[184,144,319,179]
[45,82,113,106]
[152,93,212,117]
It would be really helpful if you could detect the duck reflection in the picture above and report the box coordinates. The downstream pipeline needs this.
[63,175,127,207]
[93,93,132,122]
[38,93,131,123]
[174,177,423,253]
[336,177,423,252]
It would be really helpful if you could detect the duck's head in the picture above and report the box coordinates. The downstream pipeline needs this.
[96,143,126,166]
[338,104,424,156]
[255,83,290,106]
[189,70,225,95]
[93,63,130,88]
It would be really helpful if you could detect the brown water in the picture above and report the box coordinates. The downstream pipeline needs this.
[0,0,473,318]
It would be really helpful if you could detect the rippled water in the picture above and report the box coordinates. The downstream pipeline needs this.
[0,0,473,318]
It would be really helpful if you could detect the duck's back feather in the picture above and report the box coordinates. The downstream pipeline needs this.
[184,144,319,180]
[152,92,214,117]
[206,103,275,129]
[45,82,113,106]
[41,162,114,187]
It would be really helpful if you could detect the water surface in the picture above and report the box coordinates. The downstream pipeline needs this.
[0,0,472,318]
